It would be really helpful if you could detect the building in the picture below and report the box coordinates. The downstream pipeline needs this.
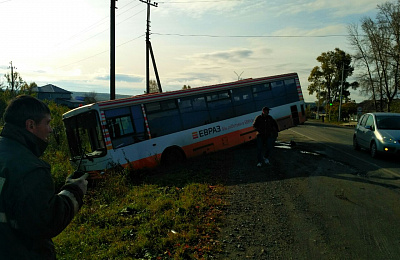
[32,84,85,108]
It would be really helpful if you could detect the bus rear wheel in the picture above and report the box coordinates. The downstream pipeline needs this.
[161,147,186,166]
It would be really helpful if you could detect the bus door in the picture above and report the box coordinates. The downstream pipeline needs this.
[291,105,300,125]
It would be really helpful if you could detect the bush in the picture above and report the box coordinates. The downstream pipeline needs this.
[42,102,74,188]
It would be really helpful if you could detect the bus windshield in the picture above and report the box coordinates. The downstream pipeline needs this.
[63,110,106,159]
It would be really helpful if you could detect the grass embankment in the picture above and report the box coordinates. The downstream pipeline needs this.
[53,154,229,259]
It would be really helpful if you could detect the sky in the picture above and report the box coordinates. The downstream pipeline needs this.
[0,0,391,103]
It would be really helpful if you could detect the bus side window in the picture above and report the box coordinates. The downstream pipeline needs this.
[284,79,299,103]
[131,105,147,141]
[179,96,210,130]
[104,107,135,148]
[253,83,273,110]
[206,91,234,123]
[146,100,183,137]
[231,86,255,116]
[271,80,286,106]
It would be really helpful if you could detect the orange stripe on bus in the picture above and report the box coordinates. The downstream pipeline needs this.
[111,111,306,170]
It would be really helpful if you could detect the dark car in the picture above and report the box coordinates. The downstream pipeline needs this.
[353,112,400,158]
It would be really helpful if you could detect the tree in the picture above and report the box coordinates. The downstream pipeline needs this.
[182,85,191,90]
[4,71,26,95]
[84,91,97,104]
[0,81,38,125]
[20,82,38,95]
[0,71,37,101]
[308,48,357,118]
[348,1,400,112]
[308,66,325,110]
[149,79,159,93]
[348,23,379,110]
[341,102,358,120]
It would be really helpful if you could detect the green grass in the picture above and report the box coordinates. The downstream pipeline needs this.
[53,155,229,259]
[0,101,230,259]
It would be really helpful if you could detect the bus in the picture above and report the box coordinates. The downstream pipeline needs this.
[62,72,306,172]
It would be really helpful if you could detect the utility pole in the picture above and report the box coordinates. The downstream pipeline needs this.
[110,0,117,100]
[316,84,320,119]
[8,61,16,93]
[140,0,162,94]
[338,63,344,121]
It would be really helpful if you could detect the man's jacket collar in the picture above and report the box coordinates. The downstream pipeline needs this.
[0,123,48,157]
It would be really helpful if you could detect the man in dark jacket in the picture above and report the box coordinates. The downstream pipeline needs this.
[0,95,89,259]
[253,106,279,167]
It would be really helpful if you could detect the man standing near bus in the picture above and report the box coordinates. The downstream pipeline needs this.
[0,95,89,259]
[253,106,279,167]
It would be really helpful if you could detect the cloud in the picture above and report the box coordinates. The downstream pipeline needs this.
[160,71,229,91]
[265,0,387,18]
[160,0,245,19]
[190,48,254,64]
[170,72,219,82]
[96,74,143,83]
[272,24,346,37]
[306,0,384,17]
[34,70,47,74]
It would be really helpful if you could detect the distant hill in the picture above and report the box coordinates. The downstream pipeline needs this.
[71,92,132,102]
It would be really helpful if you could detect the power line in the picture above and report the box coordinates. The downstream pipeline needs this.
[56,32,352,69]
[158,0,246,3]
[55,18,108,46]
[152,32,350,38]
[117,8,146,25]
[118,2,142,16]
[55,2,143,47]
[60,9,145,50]
[51,9,145,63]
[56,34,145,69]
[117,34,146,47]
[56,50,108,69]
[54,2,147,70]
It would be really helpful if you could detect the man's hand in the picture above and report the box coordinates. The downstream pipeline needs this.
[66,173,90,195]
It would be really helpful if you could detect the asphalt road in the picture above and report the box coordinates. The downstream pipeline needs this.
[217,120,400,259]
[285,120,400,187]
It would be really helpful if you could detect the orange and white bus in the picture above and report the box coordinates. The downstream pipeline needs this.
[62,72,306,172]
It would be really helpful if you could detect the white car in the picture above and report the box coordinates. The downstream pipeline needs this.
[353,112,400,158]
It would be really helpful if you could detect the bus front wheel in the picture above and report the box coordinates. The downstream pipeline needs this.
[161,147,186,166]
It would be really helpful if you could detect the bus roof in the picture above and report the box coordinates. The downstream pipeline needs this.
[95,72,299,110]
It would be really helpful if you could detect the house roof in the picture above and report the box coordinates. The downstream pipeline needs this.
[32,84,72,94]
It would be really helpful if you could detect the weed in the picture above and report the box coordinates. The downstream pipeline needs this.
[54,162,227,259]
